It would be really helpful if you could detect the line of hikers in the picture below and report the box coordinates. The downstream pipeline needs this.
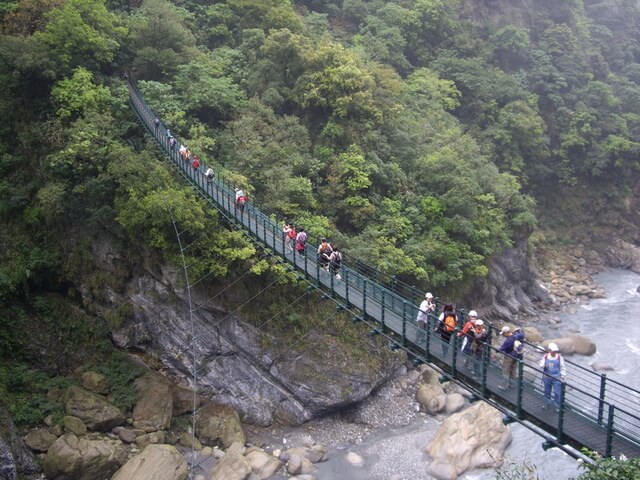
[415,293,565,410]
[282,224,342,281]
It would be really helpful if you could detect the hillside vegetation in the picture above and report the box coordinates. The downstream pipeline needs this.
[1,0,640,384]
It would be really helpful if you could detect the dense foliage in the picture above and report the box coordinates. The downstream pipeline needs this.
[1,0,640,371]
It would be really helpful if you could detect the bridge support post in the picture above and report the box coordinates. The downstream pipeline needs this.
[557,382,566,444]
[451,331,459,379]
[605,404,615,457]
[598,373,607,425]
[516,360,524,420]
[401,301,407,347]
[425,313,432,363]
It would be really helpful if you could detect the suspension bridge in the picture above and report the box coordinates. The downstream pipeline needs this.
[127,79,640,461]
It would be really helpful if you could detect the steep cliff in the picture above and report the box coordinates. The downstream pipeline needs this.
[82,239,403,427]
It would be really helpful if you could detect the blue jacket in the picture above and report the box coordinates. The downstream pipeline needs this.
[499,331,524,358]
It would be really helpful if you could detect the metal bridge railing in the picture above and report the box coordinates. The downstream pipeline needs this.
[127,79,640,458]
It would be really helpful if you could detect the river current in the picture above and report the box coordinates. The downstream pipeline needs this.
[304,269,640,480]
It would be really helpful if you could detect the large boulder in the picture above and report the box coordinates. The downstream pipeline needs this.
[416,384,446,414]
[542,335,597,356]
[65,386,125,431]
[81,371,110,395]
[24,429,57,452]
[426,402,512,480]
[42,433,126,480]
[210,441,251,480]
[196,402,246,448]
[63,416,87,436]
[173,384,200,416]
[244,446,283,479]
[111,444,188,480]
[132,373,173,430]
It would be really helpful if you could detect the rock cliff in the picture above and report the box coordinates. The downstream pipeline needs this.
[84,240,402,427]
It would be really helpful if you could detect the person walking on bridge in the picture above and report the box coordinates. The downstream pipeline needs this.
[235,188,248,215]
[283,223,296,251]
[458,309,479,366]
[494,326,523,390]
[436,304,457,357]
[317,238,333,271]
[295,228,307,256]
[471,319,489,377]
[416,292,435,345]
[540,343,566,412]
[329,247,342,281]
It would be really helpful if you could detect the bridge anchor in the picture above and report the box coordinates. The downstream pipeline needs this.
[541,440,556,451]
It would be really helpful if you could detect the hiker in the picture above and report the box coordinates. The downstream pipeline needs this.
[235,188,248,214]
[295,228,307,256]
[470,319,489,377]
[154,118,160,132]
[317,238,333,271]
[166,128,171,138]
[283,223,296,251]
[179,144,187,160]
[192,155,200,171]
[205,167,214,182]
[494,326,521,390]
[329,247,342,281]
[436,304,457,357]
[458,309,479,365]
[540,343,566,412]
[416,292,436,345]
[169,137,177,150]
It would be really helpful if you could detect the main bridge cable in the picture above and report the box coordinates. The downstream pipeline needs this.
[128,79,640,459]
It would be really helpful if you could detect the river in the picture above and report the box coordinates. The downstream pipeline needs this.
[268,269,640,480]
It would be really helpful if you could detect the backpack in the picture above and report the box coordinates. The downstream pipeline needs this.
[443,314,456,332]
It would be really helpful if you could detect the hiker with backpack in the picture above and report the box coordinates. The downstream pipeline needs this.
[458,309,479,366]
[540,342,566,412]
[205,167,214,183]
[471,319,489,378]
[283,223,296,251]
[493,325,524,390]
[329,247,342,281]
[295,228,307,256]
[436,304,457,357]
[317,238,333,271]
[235,188,248,215]
[416,292,436,345]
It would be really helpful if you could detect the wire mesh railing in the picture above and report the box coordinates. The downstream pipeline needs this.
[127,79,640,458]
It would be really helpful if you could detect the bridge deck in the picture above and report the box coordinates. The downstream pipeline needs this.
[128,81,640,459]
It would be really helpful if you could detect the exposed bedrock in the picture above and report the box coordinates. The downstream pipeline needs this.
[85,241,402,427]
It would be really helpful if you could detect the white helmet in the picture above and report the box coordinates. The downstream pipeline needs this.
[548,343,559,352]
[475,319,484,326]
[468,310,478,317]
[425,292,433,299]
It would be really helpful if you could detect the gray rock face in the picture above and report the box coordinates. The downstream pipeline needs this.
[0,402,39,478]
[601,239,640,273]
[469,236,552,321]
[102,254,402,427]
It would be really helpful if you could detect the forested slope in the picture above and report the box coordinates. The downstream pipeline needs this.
[1,0,640,382]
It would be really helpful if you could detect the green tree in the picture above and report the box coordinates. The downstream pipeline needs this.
[50,67,111,120]
[35,0,126,73]
[126,0,196,80]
